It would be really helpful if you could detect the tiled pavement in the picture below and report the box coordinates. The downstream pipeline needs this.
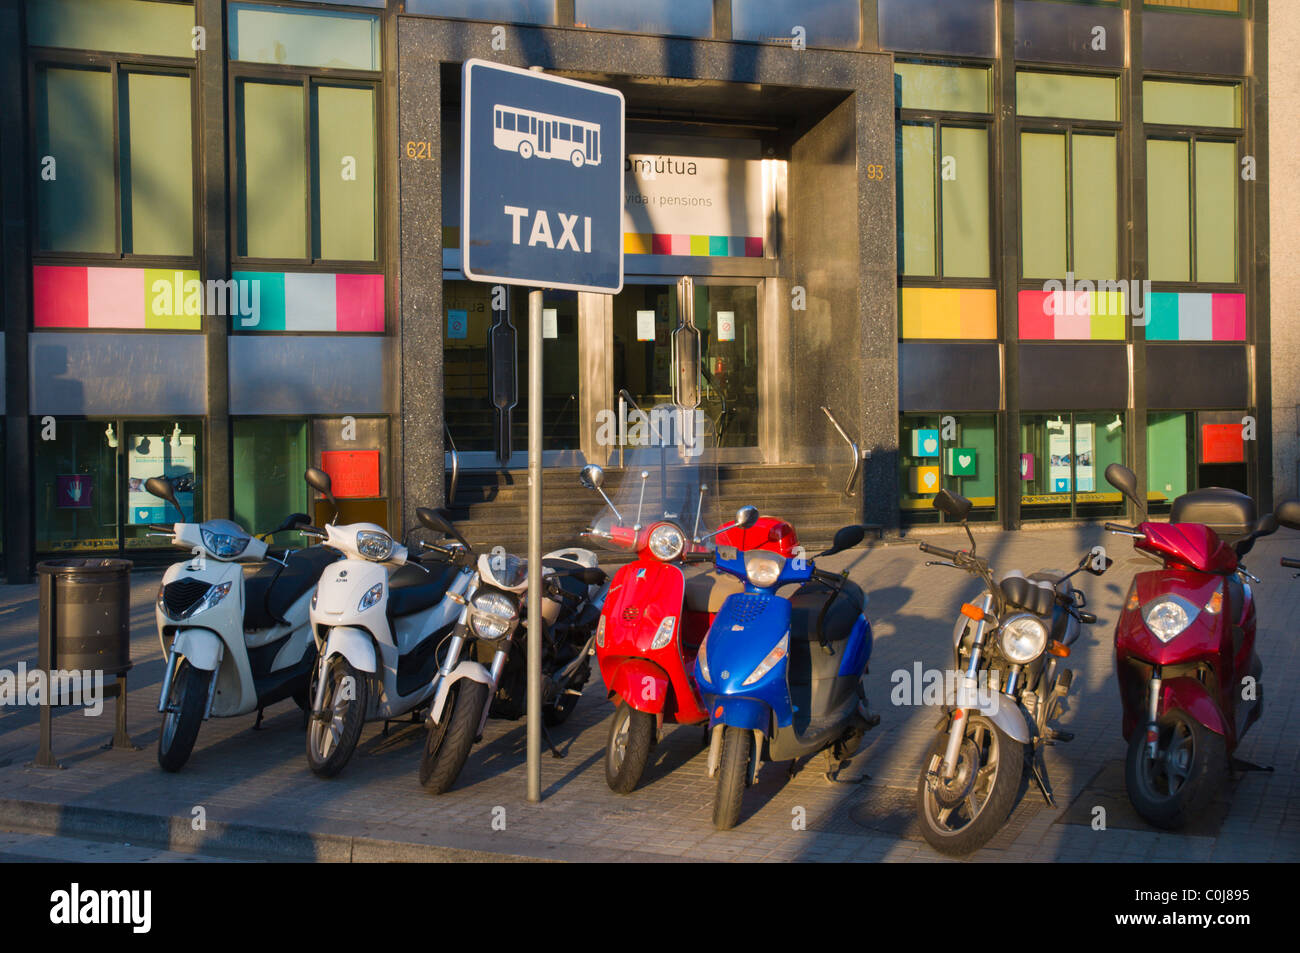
[0,523,1295,862]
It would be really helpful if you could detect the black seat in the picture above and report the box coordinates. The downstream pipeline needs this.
[242,562,282,630]
[387,561,459,619]
[788,579,865,647]
[268,547,341,620]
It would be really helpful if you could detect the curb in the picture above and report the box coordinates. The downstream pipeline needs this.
[0,797,552,863]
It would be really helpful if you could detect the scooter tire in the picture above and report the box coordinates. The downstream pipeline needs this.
[158,660,208,773]
[1125,709,1226,830]
[420,679,489,794]
[713,726,750,830]
[605,702,655,794]
[916,714,1023,857]
[306,657,368,778]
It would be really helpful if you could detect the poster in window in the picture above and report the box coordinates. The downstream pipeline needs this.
[716,311,735,342]
[447,309,468,340]
[1201,424,1244,464]
[56,474,93,509]
[1075,422,1095,492]
[947,448,976,477]
[127,434,196,525]
[321,450,381,498]
[1048,427,1072,493]
[636,310,656,341]
[1020,453,1035,481]
[911,429,940,458]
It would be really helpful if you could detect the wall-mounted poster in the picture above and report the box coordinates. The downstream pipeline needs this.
[447,308,468,339]
[321,450,381,498]
[127,434,196,524]
[912,429,940,458]
[1020,453,1035,481]
[56,474,93,509]
[1048,427,1072,493]
[1202,424,1245,464]
[636,310,656,341]
[542,308,558,339]
[947,448,976,477]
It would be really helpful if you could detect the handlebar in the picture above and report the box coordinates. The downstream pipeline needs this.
[299,525,326,539]
[1282,558,1300,570]
[918,541,959,562]
[1105,522,1142,536]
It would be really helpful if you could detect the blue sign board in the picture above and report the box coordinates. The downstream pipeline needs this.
[462,58,625,294]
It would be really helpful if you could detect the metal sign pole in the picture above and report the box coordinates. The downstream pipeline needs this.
[526,287,543,802]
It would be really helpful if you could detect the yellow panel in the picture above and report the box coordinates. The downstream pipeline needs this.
[624,232,652,255]
[910,466,942,495]
[1090,291,1126,340]
[958,289,997,339]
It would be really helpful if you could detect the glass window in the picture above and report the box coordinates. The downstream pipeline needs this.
[232,418,308,543]
[122,71,194,256]
[35,67,116,254]
[894,63,991,114]
[1021,131,1118,280]
[1021,133,1067,280]
[123,420,202,549]
[898,124,937,277]
[1146,0,1239,12]
[1146,411,1192,514]
[26,0,195,58]
[1017,72,1119,122]
[732,0,860,50]
[1147,139,1191,282]
[897,123,990,279]
[35,420,121,553]
[311,417,389,529]
[1147,137,1236,283]
[900,414,998,524]
[1195,141,1237,284]
[1144,81,1240,129]
[229,4,381,71]
[404,0,556,23]
[315,85,377,262]
[575,0,713,37]
[1020,412,1125,520]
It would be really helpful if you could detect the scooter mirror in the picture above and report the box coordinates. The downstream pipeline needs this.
[819,524,866,558]
[1275,498,1300,531]
[144,476,179,507]
[932,488,973,522]
[579,464,604,490]
[271,512,312,535]
[304,467,333,496]
[735,505,759,529]
[417,506,473,553]
[1104,463,1143,511]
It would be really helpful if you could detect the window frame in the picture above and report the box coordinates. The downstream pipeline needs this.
[27,46,201,267]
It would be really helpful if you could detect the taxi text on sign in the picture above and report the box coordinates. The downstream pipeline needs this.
[462,59,625,293]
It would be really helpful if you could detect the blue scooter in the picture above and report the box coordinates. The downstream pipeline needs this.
[694,509,876,829]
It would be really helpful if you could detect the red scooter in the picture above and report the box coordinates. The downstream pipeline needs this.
[578,443,758,793]
[1103,464,1289,828]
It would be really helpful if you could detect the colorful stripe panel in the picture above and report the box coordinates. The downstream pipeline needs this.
[1018,289,1127,340]
[229,272,384,332]
[899,288,997,339]
[1144,292,1245,341]
[624,234,763,257]
[34,266,201,330]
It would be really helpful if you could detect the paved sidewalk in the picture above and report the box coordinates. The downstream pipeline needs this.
[0,524,1295,862]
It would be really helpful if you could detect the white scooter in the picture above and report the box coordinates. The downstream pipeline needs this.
[300,468,474,777]
[147,477,340,772]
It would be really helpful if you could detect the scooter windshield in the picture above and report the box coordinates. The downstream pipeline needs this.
[588,406,720,555]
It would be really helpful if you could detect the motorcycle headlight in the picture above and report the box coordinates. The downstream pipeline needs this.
[650,616,676,650]
[744,552,784,589]
[358,582,384,612]
[1143,594,1199,643]
[647,523,686,562]
[742,632,789,686]
[311,591,318,611]
[697,635,710,682]
[189,581,233,618]
[999,613,1049,664]
[469,589,517,640]
[356,530,394,562]
[200,527,249,559]
[595,613,606,648]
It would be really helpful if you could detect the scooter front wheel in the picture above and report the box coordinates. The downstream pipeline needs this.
[916,714,1022,856]
[713,726,750,830]
[306,657,368,778]
[606,701,655,794]
[420,679,489,794]
[1125,709,1226,830]
[158,659,208,772]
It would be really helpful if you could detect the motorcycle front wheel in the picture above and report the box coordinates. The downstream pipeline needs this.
[713,726,751,830]
[605,701,655,794]
[1125,709,1226,830]
[157,659,208,772]
[306,657,368,778]
[916,713,1023,856]
[420,679,489,794]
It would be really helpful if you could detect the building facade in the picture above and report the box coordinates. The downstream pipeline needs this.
[0,0,1287,581]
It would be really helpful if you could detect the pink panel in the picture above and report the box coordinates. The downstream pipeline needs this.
[335,274,385,332]
[1053,291,1091,339]
[670,234,691,256]
[744,237,763,257]
[1017,290,1055,339]
[87,267,145,328]
[1211,293,1245,341]
[33,265,88,328]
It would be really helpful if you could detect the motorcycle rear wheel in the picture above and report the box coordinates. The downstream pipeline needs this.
[713,726,750,831]
[1125,709,1226,830]
[916,714,1023,856]
[157,660,207,773]
[605,701,654,794]
[420,679,489,794]
[306,657,368,778]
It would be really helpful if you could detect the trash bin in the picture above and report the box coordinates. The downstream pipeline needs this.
[34,558,137,767]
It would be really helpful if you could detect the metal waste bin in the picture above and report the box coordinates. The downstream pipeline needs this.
[35,558,137,767]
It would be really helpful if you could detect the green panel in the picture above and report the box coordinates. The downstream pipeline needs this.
[940,126,989,279]
[1017,72,1118,122]
[232,418,308,541]
[894,63,990,113]
[122,72,193,257]
[230,4,380,70]
[26,0,195,58]
[36,67,116,254]
[1147,412,1190,509]
[238,81,307,259]
[1195,140,1237,283]
[957,416,997,505]
[1144,81,1240,129]
[1072,133,1118,280]
[315,85,376,261]
[1020,132,1066,279]
[1147,139,1191,282]
[898,124,936,277]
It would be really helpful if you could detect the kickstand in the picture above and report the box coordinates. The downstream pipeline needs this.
[252,707,265,731]
[381,720,391,738]
[1231,757,1275,774]
[542,722,565,759]
[1029,750,1056,807]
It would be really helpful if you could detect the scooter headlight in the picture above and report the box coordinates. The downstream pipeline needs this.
[697,635,710,682]
[1143,594,1199,643]
[650,616,676,650]
[595,613,606,648]
[358,582,384,612]
[647,523,686,562]
[356,530,394,562]
[744,552,784,589]
[742,632,789,686]
[200,527,249,559]
[469,589,517,640]
[999,613,1049,664]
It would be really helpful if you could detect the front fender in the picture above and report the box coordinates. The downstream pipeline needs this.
[172,628,225,672]
[707,696,771,734]
[982,693,1031,744]
[429,660,493,724]
[1160,676,1229,738]
[322,626,377,674]
[607,658,670,714]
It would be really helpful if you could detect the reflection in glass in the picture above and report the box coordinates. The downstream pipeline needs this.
[731,0,859,49]
[575,0,712,37]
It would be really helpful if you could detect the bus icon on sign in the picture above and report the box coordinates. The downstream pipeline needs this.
[493,104,602,168]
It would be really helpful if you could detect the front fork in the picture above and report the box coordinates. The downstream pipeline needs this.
[941,592,994,779]
[1145,666,1163,759]
[157,643,220,719]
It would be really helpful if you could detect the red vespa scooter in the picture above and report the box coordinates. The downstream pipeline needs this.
[1103,463,1287,829]
[578,445,756,794]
